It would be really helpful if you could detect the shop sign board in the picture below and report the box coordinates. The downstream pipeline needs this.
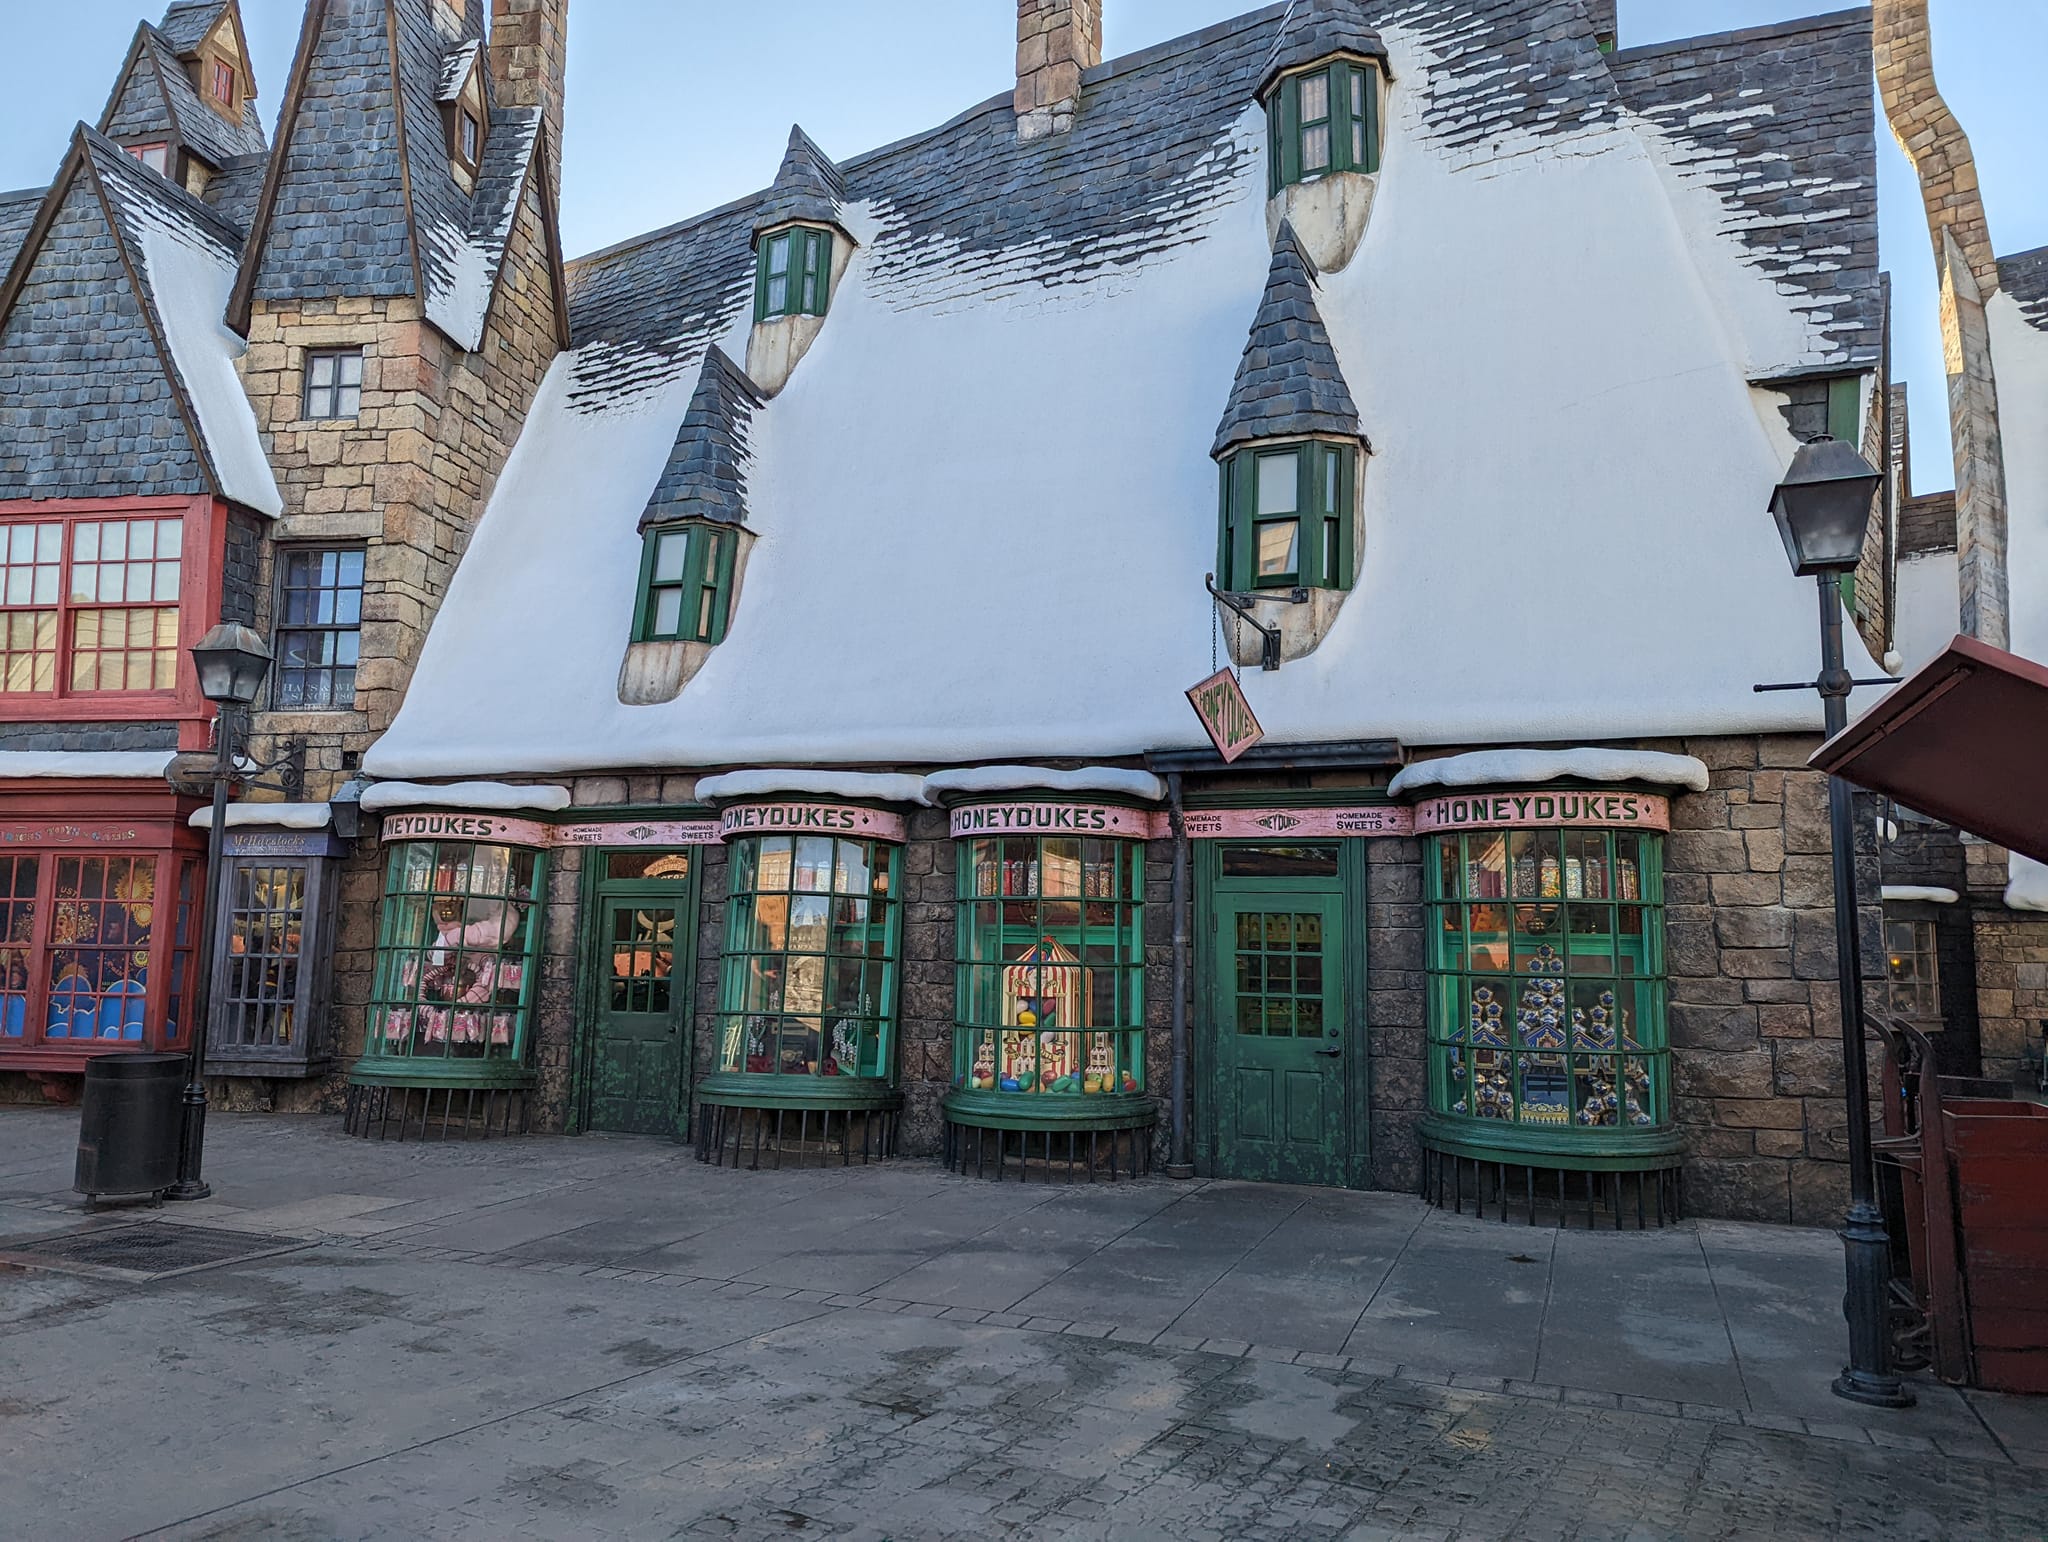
[0,822,147,847]
[1186,668,1263,763]
[1181,805,1414,839]
[382,812,726,848]
[1411,789,1671,834]
[718,802,907,844]
[949,802,1163,840]
[224,829,345,858]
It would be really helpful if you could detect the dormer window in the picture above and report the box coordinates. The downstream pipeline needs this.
[209,57,238,115]
[126,144,171,176]
[636,524,736,645]
[1218,441,1355,592]
[755,227,831,323]
[1266,59,1380,194]
[458,110,482,169]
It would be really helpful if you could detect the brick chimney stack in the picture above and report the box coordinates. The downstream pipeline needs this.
[489,0,568,194]
[1015,0,1102,142]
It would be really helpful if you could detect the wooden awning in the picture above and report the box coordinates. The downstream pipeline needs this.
[1809,635,2048,864]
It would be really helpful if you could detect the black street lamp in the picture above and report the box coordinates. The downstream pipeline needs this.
[1763,436,1912,1408]
[165,624,272,1203]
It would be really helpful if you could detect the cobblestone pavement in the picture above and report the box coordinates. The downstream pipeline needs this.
[1,1112,2043,1539]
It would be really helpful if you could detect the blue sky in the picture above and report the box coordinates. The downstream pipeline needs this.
[5,2,2042,493]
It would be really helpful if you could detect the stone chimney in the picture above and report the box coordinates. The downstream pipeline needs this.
[489,0,568,192]
[1015,0,1102,142]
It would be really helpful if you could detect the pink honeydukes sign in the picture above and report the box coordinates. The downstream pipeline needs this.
[1411,789,1671,835]
[949,803,1163,840]
[1185,668,1264,763]
[718,802,908,844]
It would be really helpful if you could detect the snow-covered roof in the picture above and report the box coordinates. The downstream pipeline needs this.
[2009,856,2048,916]
[0,751,177,780]
[367,4,1884,782]
[359,781,573,814]
[1388,749,1712,796]
[90,132,281,517]
[189,801,333,830]
[438,40,482,103]
[923,767,1168,803]
[694,770,932,807]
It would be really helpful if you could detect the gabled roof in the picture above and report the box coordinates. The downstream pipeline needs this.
[98,18,269,172]
[0,126,278,513]
[231,0,565,353]
[157,0,232,54]
[1212,223,1362,458]
[371,1,1890,781]
[752,127,849,243]
[640,348,764,531]
[438,39,483,103]
[1256,0,1389,96]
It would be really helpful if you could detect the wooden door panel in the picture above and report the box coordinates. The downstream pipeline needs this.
[587,895,691,1137]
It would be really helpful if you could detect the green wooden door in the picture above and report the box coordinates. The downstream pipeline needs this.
[587,894,692,1136]
[1213,891,1347,1184]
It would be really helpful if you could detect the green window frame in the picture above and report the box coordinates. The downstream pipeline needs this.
[955,834,1146,1098]
[1266,58,1381,195]
[1425,826,1670,1136]
[716,832,900,1083]
[365,840,545,1068]
[1218,440,1355,592]
[635,523,735,645]
[754,226,832,322]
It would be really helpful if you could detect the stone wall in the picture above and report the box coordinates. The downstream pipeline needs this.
[1963,837,2048,1086]
[236,160,561,801]
[1664,733,1883,1225]
[1365,835,1427,1193]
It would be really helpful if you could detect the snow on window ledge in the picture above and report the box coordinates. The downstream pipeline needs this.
[0,751,177,780]
[1880,885,1959,906]
[359,780,573,815]
[695,769,931,807]
[923,766,1166,803]
[189,802,334,830]
[1388,748,1712,797]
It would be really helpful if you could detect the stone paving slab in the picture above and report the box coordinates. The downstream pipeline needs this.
[0,1109,2043,1537]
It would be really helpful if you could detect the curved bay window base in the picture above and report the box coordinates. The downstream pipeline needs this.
[343,1078,533,1142]
[942,1095,1156,1183]
[1420,1127,1684,1229]
[695,1095,900,1170]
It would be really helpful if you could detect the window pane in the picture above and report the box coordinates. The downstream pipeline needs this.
[1256,520,1299,579]
[1303,125,1330,171]
[1256,452,1298,514]
[308,354,335,388]
[653,531,690,583]
[652,589,682,636]
[1299,73,1329,123]
[768,235,791,276]
[73,523,99,562]
[766,275,788,312]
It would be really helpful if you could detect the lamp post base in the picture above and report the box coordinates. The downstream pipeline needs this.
[166,1081,211,1203]
[1832,1368,1914,1408]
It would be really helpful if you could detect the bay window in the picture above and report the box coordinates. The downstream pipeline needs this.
[635,522,734,646]
[1267,57,1380,194]
[1218,440,1354,592]
[755,226,831,322]
[714,832,899,1086]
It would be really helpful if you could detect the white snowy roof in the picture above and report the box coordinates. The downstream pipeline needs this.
[1388,749,1712,797]
[359,780,572,814]
[189,801,333,830]
[1880,885,1958,905]
[923,767,1167,803]
[368,7,1883,783]
[0,751,176,780]
[694,770,932,807]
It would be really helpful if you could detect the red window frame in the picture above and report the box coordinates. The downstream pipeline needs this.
[210,57,238,112]
[126,142,171,175]
[0,496,225,729]
[0,783,206,1071]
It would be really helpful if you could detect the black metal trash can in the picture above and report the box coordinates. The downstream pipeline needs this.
[75,1052,187,1204]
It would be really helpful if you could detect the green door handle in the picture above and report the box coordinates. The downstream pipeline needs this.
[1314,1043,1341,1057]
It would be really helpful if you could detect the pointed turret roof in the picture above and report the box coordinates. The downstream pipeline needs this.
[1257,0,1389,97]
[753,126,849,242]
[1211,223,1363,459]
[229,0,566,352]
[640,349,765,530]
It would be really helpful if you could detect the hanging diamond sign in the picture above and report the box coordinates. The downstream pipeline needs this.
[1186,668,1264,763]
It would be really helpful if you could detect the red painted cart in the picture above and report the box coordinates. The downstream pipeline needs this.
[1877,1015,2048,1394]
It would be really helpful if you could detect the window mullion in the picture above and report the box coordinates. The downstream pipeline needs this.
[1296,444,1315,586]
[1280,77,1301,187]
[1331,64,1353,174]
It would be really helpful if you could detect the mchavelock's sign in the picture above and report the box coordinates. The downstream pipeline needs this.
[1411,789,1671,834]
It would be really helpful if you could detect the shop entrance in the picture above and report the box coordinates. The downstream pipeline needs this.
[579,850,700,1138]
[1205,844,1354,1186]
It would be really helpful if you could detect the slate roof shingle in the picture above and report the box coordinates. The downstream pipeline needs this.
[753,127,849,241]
[640,347,764,531]
[1257,0,1389,95]
[1212,221,1362,458]
[1999,246,2048,334]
